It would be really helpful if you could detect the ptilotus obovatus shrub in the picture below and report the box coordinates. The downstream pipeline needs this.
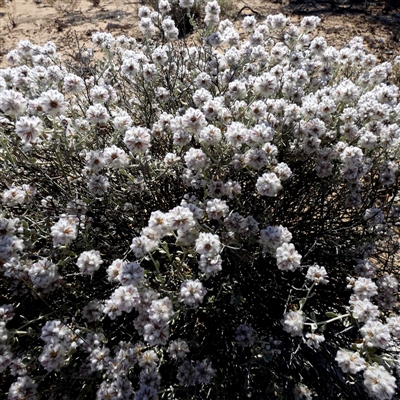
[1,3,400,399]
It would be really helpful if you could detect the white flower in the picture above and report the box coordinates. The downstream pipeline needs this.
[205,0,220,15]
[195,72,212,89]
[177,360,195,386]
[76,250,103,276]
[309,36,327,55]
[350,298,380,322]
[40,320,70,344]
[121,56,139,77]
[242,15,257,32]
[182,108,207,133]
[180,279,207,308]
[184,148,211,171]
[281,311,304,336]
[168,339,190,360]
[195,232,221,257]
[90,85,110,104]
[335,349,366,374]
[149,297,174,323]
[206,180,225,198]
[50,216,78,247]
[109,285,140,313]
[199,125,222,145]
[256,173,282,197]
[260,225,292,254]
[92,32,114,48]
[89,346,111,372]
[39,342,67,372]
[225,121,249,148]
[265,13,288,30]
[119,262,144,286]
[360,320,391,349]
[206,198,229,220]
[166,206,196,232]
[376,274,398,310]
[64,73,85,94]
[203,99,222,121]
[248,100,267,121]
[0,89,27,117]
[228,79,247,99]
[293,383,312,400]
[130,235,158,258]
[221,27,240,47]
[355,259,376,278]
[163,152,180,166]
[244,148,268,170]
[276,243,301,271]
[85,150,105,173]
[158,0,171,14]
[352,277,378,300]
[2,187,27,207]
[386,316,400,338]
[103,145,129,169]
[162,17,179,41]
[8,376,38,400]
[103,297,123,320]
[86,103,109,124]
[142,63,158,81]
[82,299,103,322]
[143,320,169,345]
[29,258,59,290]
[138,6,151,18]
[193,88,212,108]
[124,127,151,154]
[0,305,14,322]
[88,174,109,196]
[300,16,321,32]
[113,112,132,132]
[306,265,328,284]
[15,116,43,145]
[38,89,67,117]
[363,365,397,400]
[274,162,292,180]
[254,73,277,98]
[138,349,159,368]
[305,332,325,349]
[107,259,125,283]
[198,254,223,277]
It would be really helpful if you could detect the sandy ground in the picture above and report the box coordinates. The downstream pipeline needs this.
[0,0,400,67]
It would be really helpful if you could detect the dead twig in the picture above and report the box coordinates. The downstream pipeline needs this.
[235,5,261,19]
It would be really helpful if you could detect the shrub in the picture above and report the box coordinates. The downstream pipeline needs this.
[1,4,400,400]
[46,0,81,13]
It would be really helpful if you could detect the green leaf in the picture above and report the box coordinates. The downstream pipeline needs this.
[326,312,337,318]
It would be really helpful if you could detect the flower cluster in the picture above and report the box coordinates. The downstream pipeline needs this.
[1,2,400,399]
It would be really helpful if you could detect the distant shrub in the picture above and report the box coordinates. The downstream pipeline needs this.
[46,0,81,13]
